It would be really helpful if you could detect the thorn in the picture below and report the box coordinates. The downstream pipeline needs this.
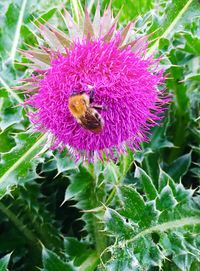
[80,205,104,213]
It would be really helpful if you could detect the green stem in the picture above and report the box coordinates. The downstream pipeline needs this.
[93,215,107,256]
[89,165,107,257]
[105,187,117,206]
[87,155,134,257]
[79,252,99,271]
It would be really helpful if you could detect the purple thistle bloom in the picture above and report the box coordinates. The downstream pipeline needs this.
[20,2,169,161]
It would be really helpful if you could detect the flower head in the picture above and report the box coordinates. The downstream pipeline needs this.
[20,1,169,161]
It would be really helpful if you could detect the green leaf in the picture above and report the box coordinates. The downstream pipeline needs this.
[0,0,28,62]
[103,162,119,184]
[0,127,16,153]
[53,151,79,175]
[185,73,200,81]
[103,182,200,270]
[64,166,92,202]
[164,152,192,181]
[142,152,160,187]
[158,167,176,194]
[181,32,200,55]
[0,75,23,104]
[0,253,11,271]
[147,0,195,56]
[63,162,107,248]
[64,238,99,271]
[0,73,48,199]
[118,186,154,228]
[156,185,177,211]
[0,88,23,132]
[147,126,175,151]
[132,236,164,269]
[20,25,38,46]
[135,166,157,200]
[119,151,134,177]
[167,58,189,115]
[10,0,27,62]
[0,2,20,60]
[110,0,153,22]
[34,8,57,25]
[0,133,47,198]
[105,208,135,239]
[42,247,76,271]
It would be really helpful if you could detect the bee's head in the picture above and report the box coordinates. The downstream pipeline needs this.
[70,90,85,96]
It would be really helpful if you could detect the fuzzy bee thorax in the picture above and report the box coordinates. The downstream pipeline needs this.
[68,94,89,118]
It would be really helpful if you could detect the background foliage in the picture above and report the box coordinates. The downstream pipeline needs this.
[0,0,200,270]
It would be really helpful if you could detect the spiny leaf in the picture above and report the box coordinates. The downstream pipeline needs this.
[156,185,177,211]
[0,133,47,198]
[135,165,157,200]
[64,238,99,270]
[147,0,195,56]
[164,152,192,181]
[9,0,27,62]
[103,162,119,184]
[42,247,76,271]
[34,8,57,26]
[0,253,11,271]
[118,186,152,228]
[118,151,134,179]
[64,166,92,202]
[180,32,200,55]
[0,2,20,60]
[185,73,200,81]
[158,167,176,194]
[105,208,136,239]
[0,88,23,132]
[103,171,200,270]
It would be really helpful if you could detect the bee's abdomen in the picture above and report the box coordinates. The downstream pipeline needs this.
[80,109,104,133]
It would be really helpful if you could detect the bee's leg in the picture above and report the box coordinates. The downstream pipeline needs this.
[93,105,106,111]
[89,89,94,103]
[71,90,85,96]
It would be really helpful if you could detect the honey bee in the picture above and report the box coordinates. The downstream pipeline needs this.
[68,90,104,133]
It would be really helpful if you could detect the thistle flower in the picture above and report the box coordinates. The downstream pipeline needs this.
[20,1,169,161]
